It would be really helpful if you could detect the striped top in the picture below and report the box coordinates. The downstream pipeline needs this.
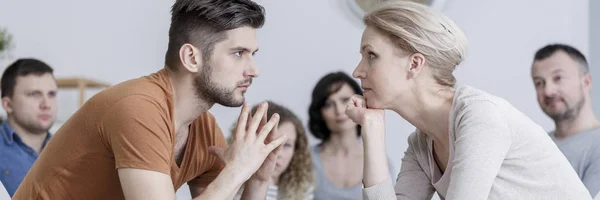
[235,184,314,200]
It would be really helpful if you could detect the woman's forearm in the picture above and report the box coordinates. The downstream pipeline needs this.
[361,115,390,187]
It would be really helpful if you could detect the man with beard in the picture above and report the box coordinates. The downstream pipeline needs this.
[13,1,286,200]
[531,44,600,196]
[0,59,57,197]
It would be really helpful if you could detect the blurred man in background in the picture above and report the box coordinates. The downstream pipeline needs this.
[0,58,57,197]
[531,44,600,196]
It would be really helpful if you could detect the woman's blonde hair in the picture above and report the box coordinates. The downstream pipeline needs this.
[364,1,468,87]
[228,101,313,199]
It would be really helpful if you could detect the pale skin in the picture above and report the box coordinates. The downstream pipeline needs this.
[345,25,455,187]
[117,27,287,200]
[1,73,57,154]
[319,83,364,188]
[531,50,600,140]
[270,122,297,185]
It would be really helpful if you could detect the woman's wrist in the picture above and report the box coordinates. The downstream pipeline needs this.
[362,113,386,141]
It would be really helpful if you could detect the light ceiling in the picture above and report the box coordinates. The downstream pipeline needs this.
[354,0,435,13]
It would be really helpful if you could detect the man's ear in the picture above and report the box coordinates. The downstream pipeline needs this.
[2,96,13,115]
[179,43,203,73]
[583,73,592,91]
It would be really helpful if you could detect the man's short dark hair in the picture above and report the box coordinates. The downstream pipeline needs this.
[534,44,589,74]
[1,58,54,98]
[165,0,266,69]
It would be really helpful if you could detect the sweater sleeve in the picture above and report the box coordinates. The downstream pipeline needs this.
[363,133,435,200]
[445,100,512,199]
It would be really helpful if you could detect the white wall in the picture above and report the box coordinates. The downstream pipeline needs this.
[0,0,589,199]
[0,0,173,124]
[591,0,600,117]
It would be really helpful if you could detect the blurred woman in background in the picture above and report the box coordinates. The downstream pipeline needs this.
[232,101,314,200]
[308,72,394,200]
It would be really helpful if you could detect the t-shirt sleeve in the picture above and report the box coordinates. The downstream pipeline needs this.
[101,95,173,175]
[188,113,228,188]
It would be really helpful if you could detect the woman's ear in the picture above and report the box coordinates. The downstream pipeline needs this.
[406,53,425,79]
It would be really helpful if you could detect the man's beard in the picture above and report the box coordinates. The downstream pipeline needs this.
[544,90,585,123]
[193,61,251,107]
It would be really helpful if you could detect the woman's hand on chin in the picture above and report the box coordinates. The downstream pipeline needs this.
[345,94,385,125]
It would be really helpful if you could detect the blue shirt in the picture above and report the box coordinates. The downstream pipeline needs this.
[0,122,51,197]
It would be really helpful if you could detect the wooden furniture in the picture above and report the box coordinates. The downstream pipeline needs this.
[56,77,111,107]
[0,77,110,107]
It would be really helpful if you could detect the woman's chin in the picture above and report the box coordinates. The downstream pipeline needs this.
[366,100,381,109]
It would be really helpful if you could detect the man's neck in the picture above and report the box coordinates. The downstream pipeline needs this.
[554,105,600,140]
[7,118,48,153]
[166,69,213,133]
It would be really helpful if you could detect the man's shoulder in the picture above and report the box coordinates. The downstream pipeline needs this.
[95,75,173,115]
[586,127,600,147]
[555,127,600,154]
[565,127,600,142]
[89,69,172,108]
[104,80,170,102]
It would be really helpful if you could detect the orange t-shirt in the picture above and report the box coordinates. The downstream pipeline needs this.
[13,69,228,200]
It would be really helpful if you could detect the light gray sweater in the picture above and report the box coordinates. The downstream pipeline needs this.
[363,85,591,200]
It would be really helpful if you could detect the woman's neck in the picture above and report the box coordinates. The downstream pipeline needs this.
[391,84,454,146]
[321,129,362,156]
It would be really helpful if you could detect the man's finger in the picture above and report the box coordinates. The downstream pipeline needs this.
[264,135,287,153]
[248,102,268,136]
[260,104,268,128]
[235,102,250,140]
[257,114,279,143]
[246,112,253,131]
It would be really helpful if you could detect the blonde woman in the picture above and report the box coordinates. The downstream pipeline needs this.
[344,1,591,199]
[231,101,314,200]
